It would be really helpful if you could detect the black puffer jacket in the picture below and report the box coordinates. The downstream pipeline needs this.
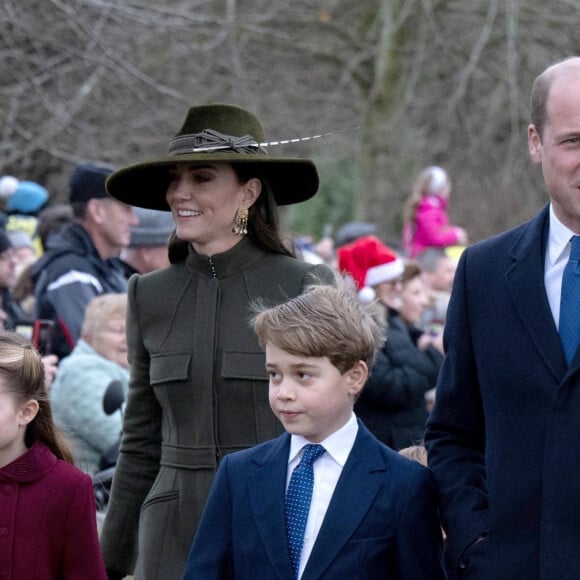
[31,223,127,358]
[356,307,443,450]
[0,287,30,330]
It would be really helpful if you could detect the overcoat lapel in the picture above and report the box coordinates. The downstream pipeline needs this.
[302,424,386,580]
[505,206,567,382]
[247,434,294,580]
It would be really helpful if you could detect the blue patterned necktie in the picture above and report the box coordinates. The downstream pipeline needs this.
[560,236,580,363]
[285,443,326,578]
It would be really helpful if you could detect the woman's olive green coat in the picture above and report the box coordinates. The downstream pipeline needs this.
[100,238,332,579]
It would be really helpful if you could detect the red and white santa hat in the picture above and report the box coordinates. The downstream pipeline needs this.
[337,235,404,302]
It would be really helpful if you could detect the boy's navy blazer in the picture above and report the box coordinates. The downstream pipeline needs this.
[183,420,446,580]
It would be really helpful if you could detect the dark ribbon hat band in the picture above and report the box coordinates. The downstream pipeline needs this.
[169,129,268,155]
[168,127,360,156]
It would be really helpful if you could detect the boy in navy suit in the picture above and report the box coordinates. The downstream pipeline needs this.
[183,283,446,579]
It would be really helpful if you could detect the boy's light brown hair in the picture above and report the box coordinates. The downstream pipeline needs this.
[252,280,384,374]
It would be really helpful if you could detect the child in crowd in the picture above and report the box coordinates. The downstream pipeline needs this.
[0,332,106,579]
[183,283,446,579]
[402,166,468,258]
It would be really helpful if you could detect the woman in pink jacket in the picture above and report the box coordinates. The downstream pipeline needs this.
[402,166,468,258]
[0,332,106,579]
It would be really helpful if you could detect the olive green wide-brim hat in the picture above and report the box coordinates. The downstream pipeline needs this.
[106,104,319,210]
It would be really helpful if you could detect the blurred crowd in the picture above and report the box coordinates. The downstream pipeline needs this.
[0,104,467,580]
[293,165,467,451]
[0,166,175,475]
[0,162,465,474]
[2,56,578,580]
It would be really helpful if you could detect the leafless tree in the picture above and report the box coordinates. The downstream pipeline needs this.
[1,0,579,243]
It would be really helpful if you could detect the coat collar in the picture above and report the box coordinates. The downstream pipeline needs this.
[301,422,387,579]
[0,441,57,483]
[247,422,388,580]
[505,204,569,380]
[247,434,294,580]
[185,236,266,279]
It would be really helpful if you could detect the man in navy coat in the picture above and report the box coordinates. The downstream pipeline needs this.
[425,56,580,580]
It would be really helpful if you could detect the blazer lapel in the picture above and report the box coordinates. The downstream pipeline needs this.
[302,424,385,580]
[247,434,294,580]
[505,205,567,382]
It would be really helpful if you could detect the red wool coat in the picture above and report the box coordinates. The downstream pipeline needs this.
[0,441,106,579]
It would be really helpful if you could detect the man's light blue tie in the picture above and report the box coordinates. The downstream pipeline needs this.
[560,235,580,364]
[284,443,326,578]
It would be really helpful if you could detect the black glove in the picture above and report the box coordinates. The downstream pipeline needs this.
[106,570,125,580]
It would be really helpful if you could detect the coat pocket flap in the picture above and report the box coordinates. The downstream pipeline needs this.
[221,350,267,380]
[150,353,191,384]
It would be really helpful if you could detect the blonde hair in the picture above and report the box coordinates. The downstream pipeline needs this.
[403,166,450,225]
[81,293,127,338]
[0,332,72,462]
[252,279,384,374]
[399,444,428,466]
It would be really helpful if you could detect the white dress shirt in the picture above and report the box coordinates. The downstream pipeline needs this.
[286,413,358,579]
[545,204,577,328]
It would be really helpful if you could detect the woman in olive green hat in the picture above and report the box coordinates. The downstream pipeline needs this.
[100,104,333,580]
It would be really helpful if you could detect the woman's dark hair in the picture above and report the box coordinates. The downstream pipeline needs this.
[169,163,294,262]
[233,164,293,256]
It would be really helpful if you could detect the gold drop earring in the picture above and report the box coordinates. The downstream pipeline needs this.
[233,207,249,235]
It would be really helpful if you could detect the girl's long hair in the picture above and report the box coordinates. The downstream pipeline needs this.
[403,167,440,225]
[0,332,73,463]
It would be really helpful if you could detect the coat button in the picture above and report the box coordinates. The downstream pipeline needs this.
[2,484,14,495]
[0,527,8,537]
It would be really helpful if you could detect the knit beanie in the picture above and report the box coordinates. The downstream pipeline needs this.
[130,207,175,248]
[6,181,49,214]
[69,163,113,204]
[334,221,377,248]
[7,230,35,250]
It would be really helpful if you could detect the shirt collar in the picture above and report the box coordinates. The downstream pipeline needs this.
[548,203,576,266]
[288,413,358,468]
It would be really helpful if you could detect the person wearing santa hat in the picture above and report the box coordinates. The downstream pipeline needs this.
[337,235,444,450]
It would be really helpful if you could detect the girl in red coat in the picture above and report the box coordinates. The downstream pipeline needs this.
[0,332,106,579]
